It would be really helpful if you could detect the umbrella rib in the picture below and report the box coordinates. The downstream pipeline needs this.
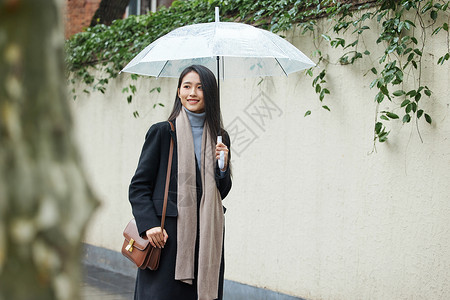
[221,56,224,80]
[157,61,169,78]
[266,32,296,76]
[275,57,288,77]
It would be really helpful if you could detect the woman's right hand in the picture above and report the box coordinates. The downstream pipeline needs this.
[146,227,168,248]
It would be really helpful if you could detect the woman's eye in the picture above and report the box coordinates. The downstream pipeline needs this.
[198,86,202,90]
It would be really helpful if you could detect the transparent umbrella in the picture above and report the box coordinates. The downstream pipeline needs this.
[120,8,315,80]
[121,8,315,168]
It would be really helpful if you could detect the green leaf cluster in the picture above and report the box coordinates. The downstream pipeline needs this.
[304,0,448,146]
[65,0,333,79]
[66,0,450,145]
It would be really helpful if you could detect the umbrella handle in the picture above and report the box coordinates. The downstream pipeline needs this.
[217,136,225,170]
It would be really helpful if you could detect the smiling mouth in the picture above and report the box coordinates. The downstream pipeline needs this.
[187,99,199,103]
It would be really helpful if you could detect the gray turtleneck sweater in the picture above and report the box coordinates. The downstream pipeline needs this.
[184,107,205,169]
[184,107,226,177]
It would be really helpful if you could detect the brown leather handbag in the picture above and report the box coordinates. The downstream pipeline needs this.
[121,121,174,270]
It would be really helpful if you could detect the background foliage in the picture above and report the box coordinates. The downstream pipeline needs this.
[66,0,450,145]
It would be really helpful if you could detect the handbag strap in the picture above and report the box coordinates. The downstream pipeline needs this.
[160,121,174,231]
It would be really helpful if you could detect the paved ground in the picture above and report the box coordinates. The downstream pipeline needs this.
[82,264,135,300]
[81,264,302,300]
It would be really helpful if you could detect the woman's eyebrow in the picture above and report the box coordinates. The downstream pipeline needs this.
[182,81,201,85]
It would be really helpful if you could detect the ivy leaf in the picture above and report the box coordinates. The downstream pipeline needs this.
[417,110,424,119]
[127,95,132,103]
[386,112,399,119]
[322,105,330,111]
[393,90,405,96]
[378,130,389,142]
[425,114,432,124]
[321,34,331,41]
[430,10,438,21]
[401,99,410,107]
[380,85,389,96]
[304,110,311,117]
[405,20,416,28]
[375,92,384,103]
[375,122,382,134]
[406,89,417,97]
[432,27,442,35]
[415,92,422,102]
[319,70,326,80]
[421,2,433,13]
[150,87,161,93]
[319,90,326,101]
[438,53,450,65]
[370,78,378,89]
[406,103,412,113]
[315,84,321,93]
[312,76,319,86]
[403,114,411,123]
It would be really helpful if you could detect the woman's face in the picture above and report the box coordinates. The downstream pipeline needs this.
[178,71,205,113]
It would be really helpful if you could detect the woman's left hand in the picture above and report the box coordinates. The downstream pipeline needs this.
[215,142,229,171]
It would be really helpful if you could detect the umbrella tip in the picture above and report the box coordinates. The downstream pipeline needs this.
[215,7,219,22]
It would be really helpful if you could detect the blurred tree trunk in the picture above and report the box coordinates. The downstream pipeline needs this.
[0,0,98,299]
[90,0,130,26]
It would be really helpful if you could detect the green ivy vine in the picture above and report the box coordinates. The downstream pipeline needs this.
[303,0,449,150]
[65,0,450,146]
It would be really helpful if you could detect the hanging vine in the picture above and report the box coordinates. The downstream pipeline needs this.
[65,0,450,145]
[306,0,449,150]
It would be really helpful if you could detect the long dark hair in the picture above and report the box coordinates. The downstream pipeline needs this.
[168,65,224,141]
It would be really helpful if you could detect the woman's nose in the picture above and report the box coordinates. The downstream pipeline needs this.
[189,88,196,96]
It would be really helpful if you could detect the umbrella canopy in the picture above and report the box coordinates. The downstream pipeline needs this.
[121,10,315,79]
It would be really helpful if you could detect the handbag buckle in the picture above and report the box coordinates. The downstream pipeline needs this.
[125,238,135,252]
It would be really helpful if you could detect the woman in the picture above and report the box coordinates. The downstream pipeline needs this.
[129,65,232,300]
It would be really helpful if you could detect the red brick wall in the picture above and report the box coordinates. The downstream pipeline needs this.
[64,0,179,39]
[64,0,101,38]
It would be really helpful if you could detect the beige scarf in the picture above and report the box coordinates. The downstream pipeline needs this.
[175,108,224,300]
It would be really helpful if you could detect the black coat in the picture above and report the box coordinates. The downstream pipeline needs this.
[129,121,232,300]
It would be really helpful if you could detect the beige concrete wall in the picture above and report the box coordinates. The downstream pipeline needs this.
[71,14,450,300]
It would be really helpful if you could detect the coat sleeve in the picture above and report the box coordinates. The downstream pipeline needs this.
[216,130,232,200]
[129,124,162,236]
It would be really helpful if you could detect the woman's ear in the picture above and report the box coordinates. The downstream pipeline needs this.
[177,88,180,98]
